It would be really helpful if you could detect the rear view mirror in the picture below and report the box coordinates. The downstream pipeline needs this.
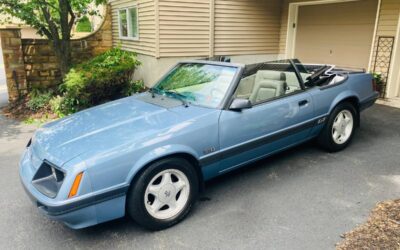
[229,98,252,111]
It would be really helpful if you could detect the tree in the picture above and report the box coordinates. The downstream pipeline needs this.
[0,0,105,78]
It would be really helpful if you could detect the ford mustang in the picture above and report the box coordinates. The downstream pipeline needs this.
[20,59,378,230]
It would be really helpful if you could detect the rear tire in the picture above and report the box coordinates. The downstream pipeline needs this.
[127,158,199,231]
[317,102,357,152]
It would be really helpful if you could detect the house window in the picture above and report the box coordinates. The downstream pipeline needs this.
[118,7,138,39]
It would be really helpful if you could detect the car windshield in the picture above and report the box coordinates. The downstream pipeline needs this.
[154,63,238,108]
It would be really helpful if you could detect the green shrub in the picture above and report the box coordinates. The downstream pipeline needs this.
[372,72,383,85]
[59,47,141,113]
[27,90,54,111]
[76,16,92,32]
[49,95,67,118]
[122,79,145,96]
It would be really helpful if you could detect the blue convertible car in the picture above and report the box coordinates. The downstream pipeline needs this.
[20,59,378,230]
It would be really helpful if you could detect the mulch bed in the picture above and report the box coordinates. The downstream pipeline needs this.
[1,96,57,121]
[336,199,400,249]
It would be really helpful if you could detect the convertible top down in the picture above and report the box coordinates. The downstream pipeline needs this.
[20,59,378,230]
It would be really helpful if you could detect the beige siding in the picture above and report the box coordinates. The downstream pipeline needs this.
[370,0,400,69]
[111,0,156,56]
[158,0,211,57]
[111,0,283,58]
[214,0,282,56]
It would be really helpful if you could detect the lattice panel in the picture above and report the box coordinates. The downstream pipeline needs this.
[373,36,395,98]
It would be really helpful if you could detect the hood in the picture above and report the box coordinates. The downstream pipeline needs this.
[32,94,217,166]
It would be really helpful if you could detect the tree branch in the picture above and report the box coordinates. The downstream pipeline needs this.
[67,2,75,32]
[39,1,60,41]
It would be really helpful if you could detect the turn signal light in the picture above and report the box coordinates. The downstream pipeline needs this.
[68,172,83,198]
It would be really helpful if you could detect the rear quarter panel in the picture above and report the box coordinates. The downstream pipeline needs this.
[309,73,373,117]
[307,73,374,136]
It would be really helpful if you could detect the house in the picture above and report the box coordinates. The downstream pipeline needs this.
[109,0,400,99]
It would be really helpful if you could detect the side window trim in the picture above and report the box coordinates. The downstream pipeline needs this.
[289,59,306,90]
[118,6,139,40]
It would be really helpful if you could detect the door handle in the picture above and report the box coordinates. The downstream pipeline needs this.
[298,100,308,106]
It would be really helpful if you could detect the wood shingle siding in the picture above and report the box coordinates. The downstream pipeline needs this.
[214,0,282,56]
[110,0,156,56]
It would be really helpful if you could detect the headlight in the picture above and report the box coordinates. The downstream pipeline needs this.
[26,138,32,148]
[32,161,65,198]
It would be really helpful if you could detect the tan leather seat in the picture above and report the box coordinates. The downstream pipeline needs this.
[249,70,287,104]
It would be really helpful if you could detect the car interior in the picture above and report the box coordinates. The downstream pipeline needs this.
[235,67,310,104]
[234,60,350,105]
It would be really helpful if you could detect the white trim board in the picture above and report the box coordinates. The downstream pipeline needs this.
[386,12,400,98]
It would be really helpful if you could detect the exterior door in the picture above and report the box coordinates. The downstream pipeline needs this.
[216,91,314,174]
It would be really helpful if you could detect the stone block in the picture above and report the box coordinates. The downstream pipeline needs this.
[25,64,33,71]
[39,70,50,77]
[39,46,54,56]
[43,62,59,69]
[23,45,37,56]
[32,64,42,70]
[27,70,38,77]
[9,37,22,46]
[50,70,61,77]
[48,56,58,62]
[101,40,113,47]
[0,30,20,38]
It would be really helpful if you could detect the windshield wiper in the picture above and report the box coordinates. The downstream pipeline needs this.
[164,90,189,108]
[149,87,157,98]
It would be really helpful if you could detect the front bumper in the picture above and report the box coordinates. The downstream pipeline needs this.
[19,149,128,229]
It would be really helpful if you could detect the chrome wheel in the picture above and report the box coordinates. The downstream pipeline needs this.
[332,110,354,145]
[144,169,190,220]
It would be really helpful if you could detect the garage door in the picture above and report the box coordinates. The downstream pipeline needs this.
[294,0,378,70]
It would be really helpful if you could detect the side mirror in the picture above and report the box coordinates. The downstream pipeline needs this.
[229,98,252,111]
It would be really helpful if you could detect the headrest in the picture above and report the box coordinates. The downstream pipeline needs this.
[255,70,286,82]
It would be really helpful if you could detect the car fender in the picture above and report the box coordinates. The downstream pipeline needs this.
[125,144,200,184]
[328,90,360,114]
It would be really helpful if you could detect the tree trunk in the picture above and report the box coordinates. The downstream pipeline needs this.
[53,39,72,79]
[51,0,74,81]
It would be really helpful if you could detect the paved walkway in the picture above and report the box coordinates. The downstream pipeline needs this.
[0,104,399,249]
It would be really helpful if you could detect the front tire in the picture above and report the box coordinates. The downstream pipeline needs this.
[317,102,357,152]
[127,158,199,230]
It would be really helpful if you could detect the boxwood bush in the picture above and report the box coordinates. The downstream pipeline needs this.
[58,48,141,114]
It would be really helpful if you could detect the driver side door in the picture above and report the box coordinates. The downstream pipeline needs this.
[215,65,315,174]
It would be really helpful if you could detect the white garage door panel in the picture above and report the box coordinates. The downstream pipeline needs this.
[295,0,378,70]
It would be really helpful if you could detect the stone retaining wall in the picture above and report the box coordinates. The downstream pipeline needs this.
[0,5,112,101]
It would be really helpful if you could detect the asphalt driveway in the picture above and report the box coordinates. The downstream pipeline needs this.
[0,104,399,250]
